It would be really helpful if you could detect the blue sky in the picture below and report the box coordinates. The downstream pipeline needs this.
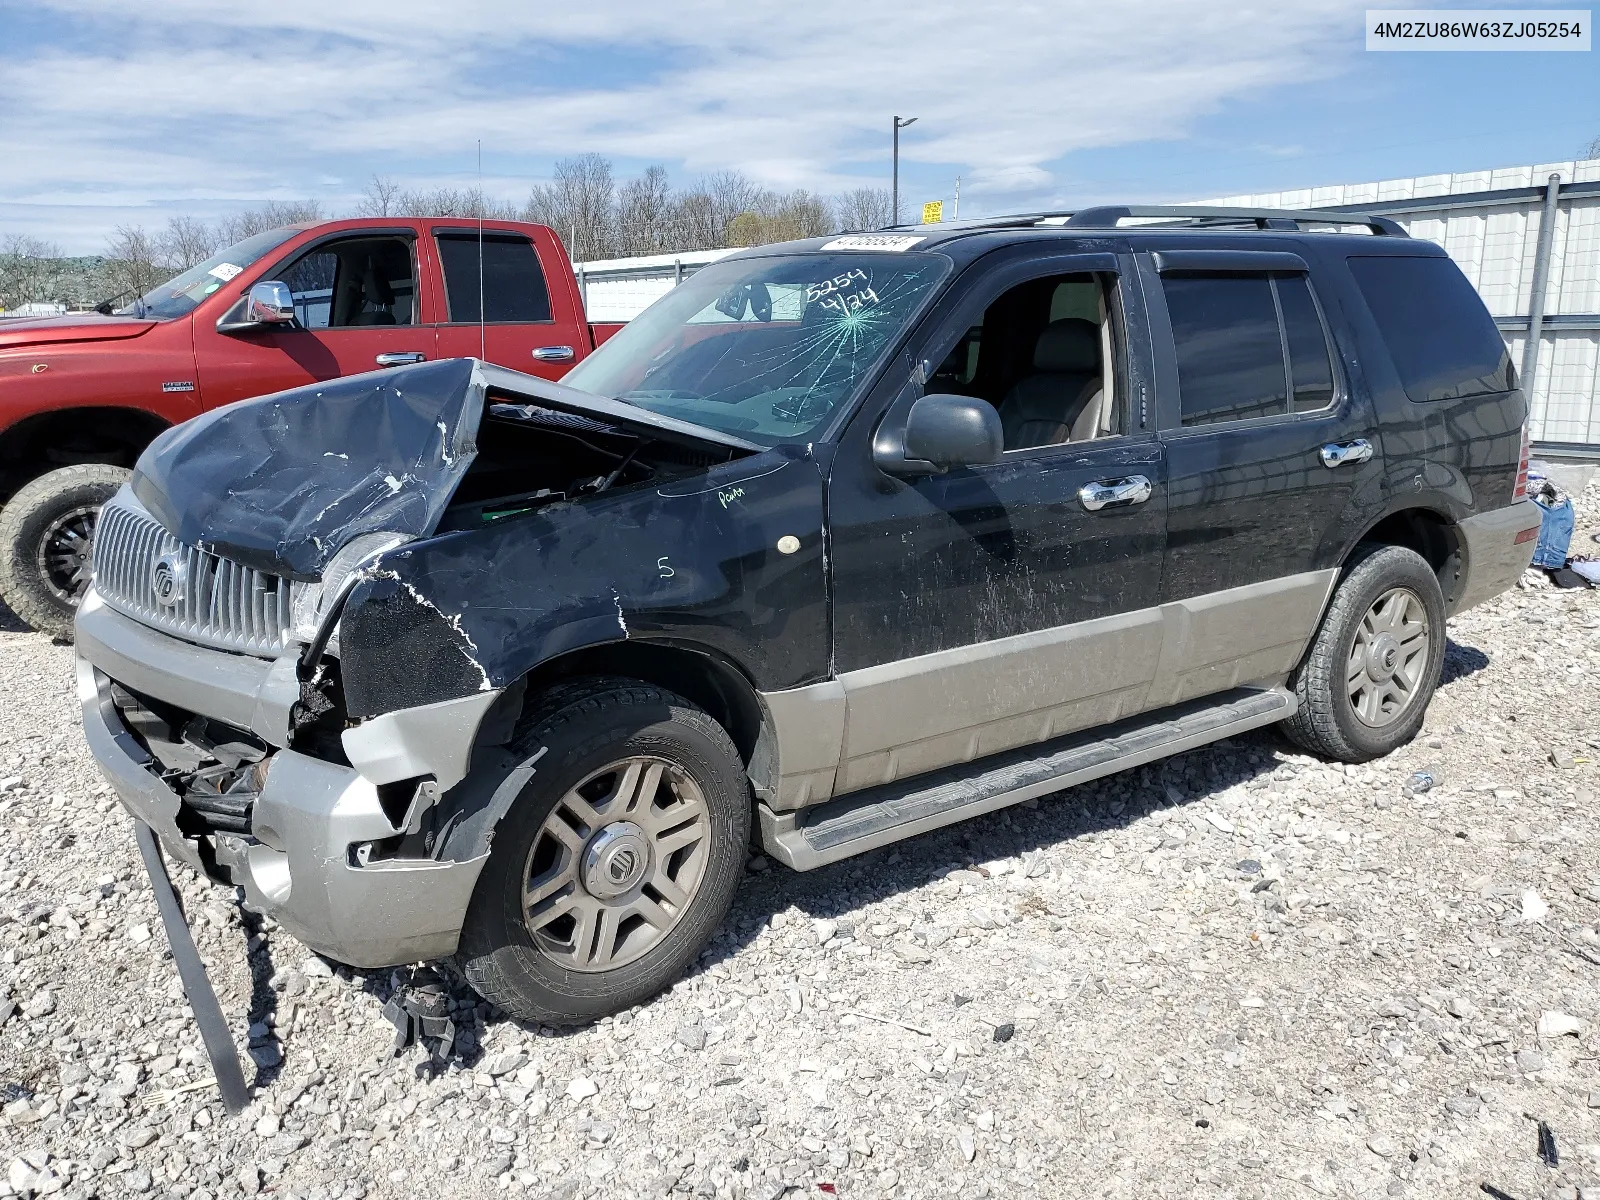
[1,0,1596,254]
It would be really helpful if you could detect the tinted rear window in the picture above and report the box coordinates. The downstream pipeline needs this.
[1347,255,1511,403]
[437,233,552,323]
[1164,275,1287,426]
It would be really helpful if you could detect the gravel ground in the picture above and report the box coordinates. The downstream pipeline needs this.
[0,487,1598,1200]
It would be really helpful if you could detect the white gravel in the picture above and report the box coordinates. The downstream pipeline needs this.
[0,486,1597,1200]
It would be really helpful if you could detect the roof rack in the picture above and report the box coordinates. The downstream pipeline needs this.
[1061,205,1408,237]
[893,205,1407,238]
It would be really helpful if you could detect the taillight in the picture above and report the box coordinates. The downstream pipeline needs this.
[1512,424,1531,501]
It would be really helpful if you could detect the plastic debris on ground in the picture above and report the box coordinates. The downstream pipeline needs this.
[380,966,457,1061]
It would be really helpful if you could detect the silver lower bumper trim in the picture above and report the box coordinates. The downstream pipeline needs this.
[77,656,488,968]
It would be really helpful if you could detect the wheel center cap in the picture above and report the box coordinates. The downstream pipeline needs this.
[582,822,650,900]
[1367,633,1401,681]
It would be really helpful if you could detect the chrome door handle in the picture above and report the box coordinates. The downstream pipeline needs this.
[375,352,427,367]
[1320,439,1373,468]
[1079,475,1153,512]
[532,345,575,363]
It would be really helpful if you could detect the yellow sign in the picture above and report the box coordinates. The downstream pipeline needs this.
[921,200,944,224]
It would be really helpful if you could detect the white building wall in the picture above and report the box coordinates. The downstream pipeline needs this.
[572,249,736,323]
[1204,159,1600,445]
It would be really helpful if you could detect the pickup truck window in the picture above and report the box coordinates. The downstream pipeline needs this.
[436,233,552,323]
[563,252,949,445]
[116,228,297,321]
[278,236,415,328]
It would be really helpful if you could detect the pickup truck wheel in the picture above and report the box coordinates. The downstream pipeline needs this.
[0,464,130,640]
[455,678,751,1025]
[1282,544,1447,763]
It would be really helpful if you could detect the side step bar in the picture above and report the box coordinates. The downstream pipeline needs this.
[759,686,1295,871]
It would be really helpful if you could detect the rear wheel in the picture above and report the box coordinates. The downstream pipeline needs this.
[455,678,750,1024]
[0,464,130,639]
[1282,544,1447,762]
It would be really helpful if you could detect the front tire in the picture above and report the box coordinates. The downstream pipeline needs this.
[1282,544,1447,762]
[455,678,751,1024]
[0,464,130,639]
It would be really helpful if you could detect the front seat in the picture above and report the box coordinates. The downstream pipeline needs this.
[350,256,397,326]
[996,317,1103,450]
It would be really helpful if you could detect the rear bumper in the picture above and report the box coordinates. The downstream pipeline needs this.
[1451,499,1542,615]
[74,592,495,969]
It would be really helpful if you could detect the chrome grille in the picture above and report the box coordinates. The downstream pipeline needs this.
[92,493,301,657]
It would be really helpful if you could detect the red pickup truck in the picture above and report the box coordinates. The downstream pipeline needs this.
[0,217,621,636]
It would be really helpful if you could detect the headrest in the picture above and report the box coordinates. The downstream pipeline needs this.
[1033,317,1099,373]
[362,257,394,306]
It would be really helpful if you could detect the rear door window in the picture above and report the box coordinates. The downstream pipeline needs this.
[436,233,553,323]
[1277,275,1336,413]
[1164,275,1287,426]
[1347,255,1512,402]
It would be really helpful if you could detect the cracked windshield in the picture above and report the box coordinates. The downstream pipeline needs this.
[562,252,949,444]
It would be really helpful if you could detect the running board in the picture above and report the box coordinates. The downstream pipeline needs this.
[759,686,1295,871]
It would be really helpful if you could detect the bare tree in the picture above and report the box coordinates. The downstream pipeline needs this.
[396,185,517,219]
[524,154,616,261]
[0,235,66,308]
[616,165,675,255]
[1585,133,1600,161]
[157,216,220,272]
[358,174,403,217]
[835,186,892,232]
[219,200,323,244]
[101,225,164,303]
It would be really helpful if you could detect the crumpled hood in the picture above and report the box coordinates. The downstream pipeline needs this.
[133,359,486,580]
[0,311,157,349]
[131,357,758,581]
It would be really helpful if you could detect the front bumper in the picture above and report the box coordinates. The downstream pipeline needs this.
[75,593,494,968]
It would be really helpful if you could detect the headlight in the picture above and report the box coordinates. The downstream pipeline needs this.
[291,531,414,643]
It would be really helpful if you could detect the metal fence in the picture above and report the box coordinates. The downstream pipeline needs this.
[1207,160,1600,454]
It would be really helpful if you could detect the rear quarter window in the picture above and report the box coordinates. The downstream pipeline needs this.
[1347,255,1512,403]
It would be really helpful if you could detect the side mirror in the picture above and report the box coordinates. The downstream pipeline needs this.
[218,281,297,334]
[245,281,296,326]
[876,393,1003,476]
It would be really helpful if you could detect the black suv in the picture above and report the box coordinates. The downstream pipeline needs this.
[76,206,1540,1025]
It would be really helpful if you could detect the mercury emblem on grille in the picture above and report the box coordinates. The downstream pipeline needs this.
[151,550,188,608]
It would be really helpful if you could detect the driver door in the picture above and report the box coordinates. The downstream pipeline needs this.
[825,250,1169,793]
[194,232,436,408]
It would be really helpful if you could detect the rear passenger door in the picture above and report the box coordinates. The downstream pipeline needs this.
[433,229,588,378]
[1142,247,1383,707]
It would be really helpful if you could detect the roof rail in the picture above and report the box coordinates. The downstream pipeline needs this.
[1063,205,1408,237]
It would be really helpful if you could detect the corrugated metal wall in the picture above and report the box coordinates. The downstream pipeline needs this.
[572,249,736,323]
[1205,160,1600,447]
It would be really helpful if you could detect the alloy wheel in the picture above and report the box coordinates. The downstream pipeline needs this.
[520,756,711,972]
[1346,586,1430,728]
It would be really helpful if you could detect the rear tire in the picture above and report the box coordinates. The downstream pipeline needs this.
[455,678,750,1024]
[0,464,130,639]
[1282,544,1447,763]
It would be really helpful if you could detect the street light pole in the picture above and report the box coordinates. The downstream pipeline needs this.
[892,115,917,225]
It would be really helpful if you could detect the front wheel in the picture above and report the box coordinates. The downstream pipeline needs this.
[455,678,751,1024]
[0,464,131,639]
[1282,544,1448,762]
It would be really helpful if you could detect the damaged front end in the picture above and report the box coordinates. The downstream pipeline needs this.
[77,357,769,968]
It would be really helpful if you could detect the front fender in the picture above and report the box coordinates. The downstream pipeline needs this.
[337,447,829,718]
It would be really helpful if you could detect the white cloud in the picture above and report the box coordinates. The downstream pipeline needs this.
[2,0,1367,250]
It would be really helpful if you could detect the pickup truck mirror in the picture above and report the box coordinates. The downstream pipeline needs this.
[875,393,1003,477]
[218,281,297,334]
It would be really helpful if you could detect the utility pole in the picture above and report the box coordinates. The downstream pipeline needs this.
[953,175,960,221]
[892,115,917,226]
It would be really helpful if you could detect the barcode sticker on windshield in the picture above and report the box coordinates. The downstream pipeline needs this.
[208,263,243,281]
[820,235,926,252]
